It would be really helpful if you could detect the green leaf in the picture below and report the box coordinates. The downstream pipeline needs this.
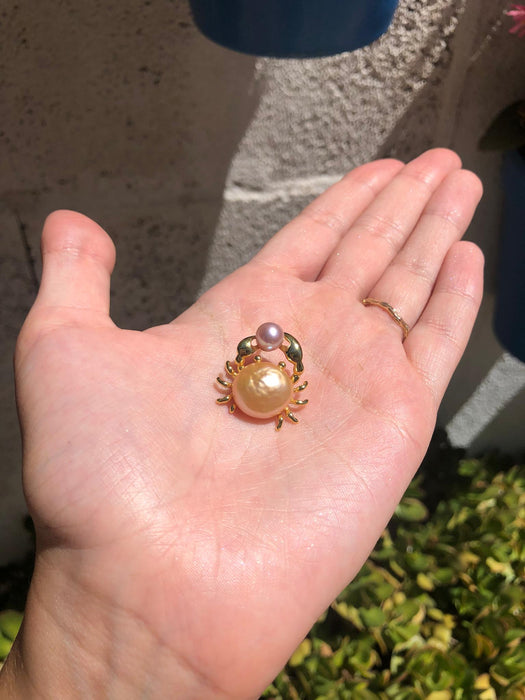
[332,602,363,629]
[359,607,386,628]
[417,572,435,592]
[289,639,312,667]
[0,611,23,641]
[395,498,429,522]
[0,635,13,660]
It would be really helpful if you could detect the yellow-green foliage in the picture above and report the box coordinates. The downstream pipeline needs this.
[264,459,525,699]
[0,610,22,661]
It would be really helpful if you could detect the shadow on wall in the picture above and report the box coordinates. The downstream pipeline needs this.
[0,0,260,329]
[0,1,259,561]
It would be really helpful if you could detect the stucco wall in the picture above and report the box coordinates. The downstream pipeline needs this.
[0,0,523,562]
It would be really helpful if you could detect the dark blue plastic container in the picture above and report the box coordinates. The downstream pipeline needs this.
[189,0,399,57]
[494,150,525,363]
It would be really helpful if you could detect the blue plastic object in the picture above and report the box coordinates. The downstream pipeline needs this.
[189,0,399,58]
[494,150,525,363]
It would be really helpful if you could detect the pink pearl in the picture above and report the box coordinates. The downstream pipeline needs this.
[256,322,284,351]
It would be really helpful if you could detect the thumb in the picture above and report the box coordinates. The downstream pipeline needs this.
[31,209,116,324]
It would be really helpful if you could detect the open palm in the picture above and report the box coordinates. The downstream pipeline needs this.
[11,150,483,699]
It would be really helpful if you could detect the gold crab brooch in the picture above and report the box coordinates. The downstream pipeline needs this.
[216,322,308,430]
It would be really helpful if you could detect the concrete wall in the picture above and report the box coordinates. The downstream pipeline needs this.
[0,0,523,562]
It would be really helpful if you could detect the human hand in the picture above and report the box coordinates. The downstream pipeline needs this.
[2,149,483,699]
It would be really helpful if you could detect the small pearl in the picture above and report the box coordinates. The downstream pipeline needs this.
[256,322,284,352]
[232,362,292,419]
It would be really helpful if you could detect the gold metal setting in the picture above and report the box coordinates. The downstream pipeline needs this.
[216,329,308,430]
[362,298,410,341]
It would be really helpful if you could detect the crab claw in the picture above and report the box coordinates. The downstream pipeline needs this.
[235,335,256,365]
[284,333,304,374]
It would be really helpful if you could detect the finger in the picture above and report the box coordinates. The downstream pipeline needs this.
[404,241,484,406]
[35,210,116,320]
[361,169,483,336]
[253,158,404,281]
[319,148,462,295]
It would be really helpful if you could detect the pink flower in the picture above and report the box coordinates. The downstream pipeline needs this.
[506,4,525,37]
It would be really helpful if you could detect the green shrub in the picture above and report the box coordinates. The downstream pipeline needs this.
[264,458,525,699]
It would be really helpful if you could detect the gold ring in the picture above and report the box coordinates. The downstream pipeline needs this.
[362,298,410,341]
[215,322,309,431]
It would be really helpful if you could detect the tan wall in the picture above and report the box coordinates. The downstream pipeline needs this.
[0,0,523,561]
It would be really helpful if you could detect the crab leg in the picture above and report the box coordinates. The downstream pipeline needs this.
[285,407,299,423]
[225,360,237,376]
[216,395,231,404]
[294,380,308,391]
[291,398,308,406]
[216,376,232,388]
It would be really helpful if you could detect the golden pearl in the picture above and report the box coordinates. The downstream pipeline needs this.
[232,361,293,419]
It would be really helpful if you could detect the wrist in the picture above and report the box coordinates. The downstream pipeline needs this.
[0,549,226,700]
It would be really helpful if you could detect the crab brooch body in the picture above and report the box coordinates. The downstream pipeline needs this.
[216,322,308,430]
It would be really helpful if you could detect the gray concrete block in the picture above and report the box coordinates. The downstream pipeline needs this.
[0,0,524,562]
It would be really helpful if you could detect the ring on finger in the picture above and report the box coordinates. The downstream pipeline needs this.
[362,298,410,341]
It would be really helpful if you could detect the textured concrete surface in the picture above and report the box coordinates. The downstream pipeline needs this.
[446,352,525,450]
[0,0,524,561]
[0,205,35,561]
